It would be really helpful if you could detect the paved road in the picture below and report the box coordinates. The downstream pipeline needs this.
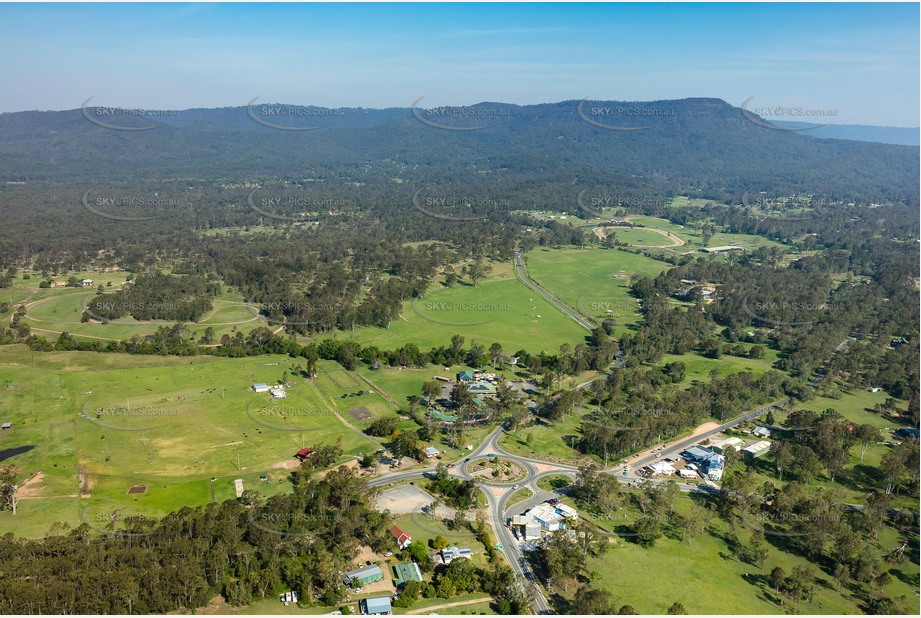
[514,250,596,331]
[366,336,855,614]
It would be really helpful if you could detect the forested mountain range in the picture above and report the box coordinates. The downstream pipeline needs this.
[0,98,917,203]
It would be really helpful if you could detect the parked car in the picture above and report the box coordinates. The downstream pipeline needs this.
[512,484,520,490]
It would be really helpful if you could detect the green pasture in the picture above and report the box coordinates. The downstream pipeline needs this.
[523,247,668,336]
[0,347,378,537]
[336,272,590,354]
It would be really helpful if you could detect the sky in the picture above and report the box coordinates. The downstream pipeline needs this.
[0,2,918,127]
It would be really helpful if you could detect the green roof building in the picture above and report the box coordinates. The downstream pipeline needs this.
[392,562,423,585]
[457,370,475,381]
[347,564,383,586]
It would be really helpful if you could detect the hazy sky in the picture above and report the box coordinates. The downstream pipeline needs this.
[1,2,918,126]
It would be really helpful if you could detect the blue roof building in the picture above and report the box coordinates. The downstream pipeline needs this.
[362,596,392,615]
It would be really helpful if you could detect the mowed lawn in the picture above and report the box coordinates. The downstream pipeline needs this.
[585,493,918,615]
[339,272,589,354]
[524,247,668,335]
[0,346,380,537]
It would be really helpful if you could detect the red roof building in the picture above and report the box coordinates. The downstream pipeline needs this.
[391,524,412,549]
[294,447,314,460]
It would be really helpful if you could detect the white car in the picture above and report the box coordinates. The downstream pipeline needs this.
[512,484,520,490]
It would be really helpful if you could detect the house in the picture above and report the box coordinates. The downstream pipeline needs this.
[0,422,11,430]
[361,596,392,616]
[81,279,94,287]
[391,525,412,549]
[252,383,270,393]
[702,453,725,482]
[742,441,772,459]
[279,590,299,604]
[294,447,314,460]
[441,546,472,564]
[891,336,910,348]
[456,370,475,382]
[392,561,423,585]
[347,564,383,586]
[752,426,772,438]
[869,387,882,393]
[677,468,698,479]
[269,387,287,399]
[528,504,564,531]
[710,437,745,454]
[649,461,674,476]
[424,446,440,458]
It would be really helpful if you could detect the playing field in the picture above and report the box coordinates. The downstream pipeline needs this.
[523,247,668,335]
[0,347,385,537]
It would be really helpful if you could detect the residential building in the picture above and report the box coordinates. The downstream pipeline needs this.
[456,370,475,382]
[441,546,472,564]
[681,446,713,462]
[294,447,313,460]
[391,525,412,549]
[392,562,423,585]
[424,446,440,458]
[752,426,771,438]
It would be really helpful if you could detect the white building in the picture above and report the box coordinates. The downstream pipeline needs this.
[441,546,472,564]
[252,383,270,393]
[529,504,565,531]
[742,440,772,459]
[556,503,579,520]
[649,461,675,476]
[677,468,698,479]
[710,437,745,454]
[269,386,287,399]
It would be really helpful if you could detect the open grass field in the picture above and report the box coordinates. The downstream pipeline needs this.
[8,271,269,343]
[524,247,668,336]
[499,413,592,464]
[0,346,382,538]
[652,346,783,387]
[337,269,589,353]
[583,492,919,615]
